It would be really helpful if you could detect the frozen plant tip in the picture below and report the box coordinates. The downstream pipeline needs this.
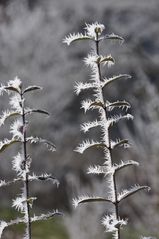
[0,77,61,239]
[64,23,150,239]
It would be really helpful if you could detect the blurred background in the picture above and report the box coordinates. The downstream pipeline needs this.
[0,0,158,238]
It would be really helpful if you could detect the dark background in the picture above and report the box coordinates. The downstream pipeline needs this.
[0,0,158,238]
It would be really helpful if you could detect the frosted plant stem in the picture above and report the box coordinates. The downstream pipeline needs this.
[20,88,32,239]
[95,32,120,239]
[112,150,120,239]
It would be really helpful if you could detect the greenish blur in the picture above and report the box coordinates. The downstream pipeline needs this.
[0,207,69,239]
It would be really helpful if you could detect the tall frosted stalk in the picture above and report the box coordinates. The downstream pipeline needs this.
[64,23,150,239]
[0,77,62,238]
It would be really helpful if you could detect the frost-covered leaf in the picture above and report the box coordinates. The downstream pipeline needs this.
[0,221,8,237]
[31,210,62,222]
[99,55,115,67]
[27,136,56,152]
[103,33,124,44]
[0,211,62,234]
[25,109,49,116]
[74,81,97,95]
[0,178,20,187]
[23,86,42,94]
[74,139,107,154]
[108,114,133,127]
[29,173,59,187]
[73,195,113,208]
[81,120,100,133]
[101,74,131,89]
[87,165,112,175]
[106,100,131,111]
[101,214,127,232]
[0,110,21,126]
[90,101,104,109]
[114,160,139,174]
[9,94,22,111]
[3,77,22,94]
[111,139,130,149]
[4,86,20,94]
[63,33,92,45]
[118,185,150,202]
[0,138,21,153]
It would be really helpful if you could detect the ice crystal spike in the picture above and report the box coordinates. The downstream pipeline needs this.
[81,99,104,113]
[65,22,150,239]
[101,214,127,232]
[12,195,27,213]
[85,22,105,38]
[10,119,23,140]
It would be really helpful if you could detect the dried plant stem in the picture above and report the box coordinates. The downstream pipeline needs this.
[95,32,120,239]
[20,89,32,239]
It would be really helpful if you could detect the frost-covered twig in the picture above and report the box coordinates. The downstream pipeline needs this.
[0,77,61,238]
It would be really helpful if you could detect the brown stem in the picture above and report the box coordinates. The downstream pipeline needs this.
[20,88,32,239]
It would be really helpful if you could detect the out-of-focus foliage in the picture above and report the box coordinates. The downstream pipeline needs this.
[0,208,68,239]
[0,0,158,238]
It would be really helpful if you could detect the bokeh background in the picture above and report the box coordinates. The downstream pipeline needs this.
[0,0,158,238]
